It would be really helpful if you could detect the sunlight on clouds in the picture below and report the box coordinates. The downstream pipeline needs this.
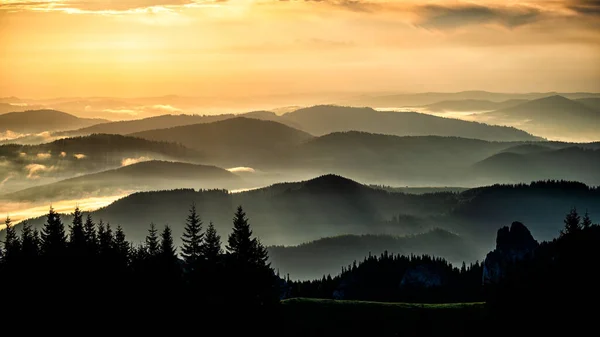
[73,153,86,159]
[60,151,66,157]
[24,163,54,179]
[36,152,51,160]
[121,156,151,166]
[227,167,256,173]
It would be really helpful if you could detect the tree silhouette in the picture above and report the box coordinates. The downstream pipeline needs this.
[227,205,268,266]
[160,225,177,264]
[145,223,160,257]
[3,216,21,263]
[68,207,86,255]
[181,204,203,272]
[114,225,131,269]
[20,223,40,260]
[41,207,67,257]
[202,222,222,263]
[582,210,592,229]
[562,207,581,236]
[98,221,114,258]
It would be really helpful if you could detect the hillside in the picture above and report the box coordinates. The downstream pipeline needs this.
[576,97,600,111]
[1,160,242,202]
[424,99,526,113]
[0,134,202,193]
[268,229,476,280]
[472,147,600,186]
[481,95,600,140]
[0,109,107,134]
[280,105,540,141]
[129,117,314,167]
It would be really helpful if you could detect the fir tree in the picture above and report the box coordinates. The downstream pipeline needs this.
[562,207,582,236]
[68,207,86,254]
[582,210,592,229]
[98,221,114,258]
[160,225,177,263]
[41,207,67,257]
[3,216,21,262]
[181,204,203,269]
[83,214,97,249]
[114,226,130,268]
[20,223,40,260]
[227,206,268,266]
[145,223,160,257]
[202,222,222,263]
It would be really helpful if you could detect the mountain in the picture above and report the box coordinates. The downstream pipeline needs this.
[472,147,600,186]
[423,99,527,113]
[1,160,242,202]
[129,117,314,167]
[280,105,540,141]
[481,95,600,141]
[339,91,600,108]
[15,175,600,251]
[268,229,476,280]
[576,98,600,111]
[0,110,107,134]
[0,134,202,193]
[59,114,237,136]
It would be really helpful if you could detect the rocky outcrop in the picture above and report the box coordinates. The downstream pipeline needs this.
[483,221,538,285]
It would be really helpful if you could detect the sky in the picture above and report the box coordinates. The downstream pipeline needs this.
[1,0,599,98]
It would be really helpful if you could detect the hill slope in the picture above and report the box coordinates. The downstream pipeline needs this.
[1,160,242,202]
[280,105,539,141]
[424,99,527,113]
[0,110,107,134]
[129,117,313,167]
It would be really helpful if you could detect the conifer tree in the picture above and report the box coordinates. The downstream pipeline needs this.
[582,210,592,229]
[181,204,203,269]
[114,226,130,268]
[145,223,160,257]
[562,207,582,236]
[3,216,21,263]
[83,214,97,250]
[68,207,86,254]
[202,222,222,263]
[41,207,67,257]
[160,225,177,263]
[98,221,114,258]
[227,206,268,266]
[20,223,40,260]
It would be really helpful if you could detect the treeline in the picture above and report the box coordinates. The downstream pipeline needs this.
[0,205,280,316]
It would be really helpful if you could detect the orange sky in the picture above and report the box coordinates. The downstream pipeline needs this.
[1,0,599,98]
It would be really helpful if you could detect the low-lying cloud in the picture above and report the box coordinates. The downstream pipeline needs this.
[25,164,54,179]
[37,152,52,160]
[121,156,151,166]
[227,167,256,173]
[74,153,86,159]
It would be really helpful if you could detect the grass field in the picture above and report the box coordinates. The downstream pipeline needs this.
[279,298,488,337]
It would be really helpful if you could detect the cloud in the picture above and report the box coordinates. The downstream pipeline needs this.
[414,4,544,30]
[60,151,67,157]
[25,164,54,179]
[0,130,25,141]
[36,152,52,160]
[74,153,86,159]
[0,174,15,188]
[227,166,256,173]
[568,0,600,15]
[19,152,27,157]
[0,0,200,12]
[121,156,151,166]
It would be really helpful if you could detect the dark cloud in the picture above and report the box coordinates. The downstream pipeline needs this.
[416,4,543,30]
[568,0,600,15]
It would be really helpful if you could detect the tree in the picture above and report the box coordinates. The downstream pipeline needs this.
[68,207,86,254]
[181,204,203,270]
[227,206,268,267]
[582,210,592,229]
[202,222,222,264]
[114,226,130,268]
[160,225,177,263]
[145,223,160,257]
[97,221,114,258]
[41,207,67,257]
[3,216,21,263]
[20,223,40,260]
[562,207,582,236]
[83,214,97,249]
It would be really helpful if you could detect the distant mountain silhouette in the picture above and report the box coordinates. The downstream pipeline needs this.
[268,229,475,280]
[280,105,540,141]
[576,97,600,111]
[0,109,107,134]
[498,144,553,154]
[0,134,201,193]
[481,95,600,140]
[472,147,600,186]
[424,99,527,112]
[129,117,313,167]
[1,160,242,202]
[339,91,600,108]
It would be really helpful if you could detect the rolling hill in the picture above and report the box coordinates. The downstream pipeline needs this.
[279,105,540,141]
[480,95,600,141]
[268,229,476,280]
[129,117,314,167]
[423,99,527,113]
[1,160,243,202]
[0,110,107,134]
[576,97,600,111]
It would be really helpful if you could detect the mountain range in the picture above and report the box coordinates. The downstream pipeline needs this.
[0,110,107,134]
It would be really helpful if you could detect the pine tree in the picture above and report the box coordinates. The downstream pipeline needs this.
[227,206,268,266]
[3,216,21,262]
[160,225,177,263]
[582,210,592,229]
[114,226,130,268]
[20,223,40,260]
[68,207,86,254]
[145,223,159,257]
[181,204,203,269]
[202,222,222,263]
[562,207,582,236]
[83,214,97,248]
[41,207,67,257]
